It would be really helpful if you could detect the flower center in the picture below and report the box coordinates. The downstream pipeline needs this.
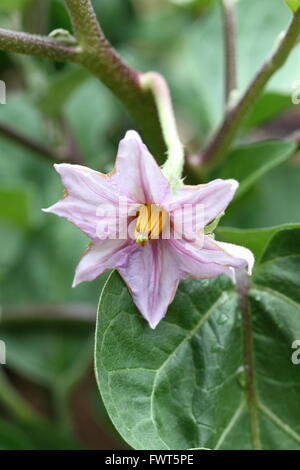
[134,204,168,247]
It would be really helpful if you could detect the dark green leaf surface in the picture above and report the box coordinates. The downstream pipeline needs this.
[95,228,300,450]
[0,419,34,450]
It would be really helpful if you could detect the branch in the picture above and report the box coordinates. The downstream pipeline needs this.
[64,0,108,50]
[1,303,96,324]
[0,1,168,162]
[222,0,237,106]
[201,9,300,168]
[0,28,81,62]
[0,121,82,164]
[64,0,167,162]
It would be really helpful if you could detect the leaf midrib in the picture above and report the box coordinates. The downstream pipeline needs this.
[150,289,236,448]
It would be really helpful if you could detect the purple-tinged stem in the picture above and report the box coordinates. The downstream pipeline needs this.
[222,0,237,106]
[200,8,300,169]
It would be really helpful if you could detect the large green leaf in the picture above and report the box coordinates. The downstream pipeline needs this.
[95,228,300,449]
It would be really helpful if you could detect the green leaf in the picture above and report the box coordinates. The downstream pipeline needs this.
[0,318,93,390]
[216,140,296,201]
[0,0,30,11]
[285,0,300,13]
[244,93,291,130]
[0,419,34,450]
[0,224,25,275]
[95,227,300,450]
[216,223,300,262]
[221,161,300,229]
[36,67,89,116]
[0,418,80,450]
[0,186,36,230]
[18,422,81,450]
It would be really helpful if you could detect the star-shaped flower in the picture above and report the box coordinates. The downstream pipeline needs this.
[43,131,253,328]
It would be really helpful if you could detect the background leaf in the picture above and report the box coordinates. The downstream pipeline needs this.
[216,223,300,262]
[215,140,296,201]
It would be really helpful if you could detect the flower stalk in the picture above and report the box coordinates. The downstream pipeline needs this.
[140,72,185,190]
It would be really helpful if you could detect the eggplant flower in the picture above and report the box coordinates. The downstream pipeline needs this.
[43,131,254,328]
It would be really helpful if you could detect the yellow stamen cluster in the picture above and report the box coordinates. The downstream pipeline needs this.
[135,204,168,247]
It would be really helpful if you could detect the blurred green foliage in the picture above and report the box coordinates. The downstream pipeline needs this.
[0,0,299,450]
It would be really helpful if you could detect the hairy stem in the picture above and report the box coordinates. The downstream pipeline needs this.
[201,9,300,168]
[0,28,81,61]
[140,72,185,188]
[65,0,167,162]
[222,0,237,106]
[0,0,167,162]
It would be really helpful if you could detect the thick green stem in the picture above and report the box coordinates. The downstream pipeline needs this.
[65,0,167,161]
[201,9,300,169]
[140,72,185,189]
[0,1,167,162]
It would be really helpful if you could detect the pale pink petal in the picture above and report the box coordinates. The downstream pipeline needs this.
[43,163,137,241]
[72,239,133,287]
[200,236,249,268]
[114,130,171,204]
[213,240,255,275]
[118,240,181,329]
[169,239,241,282]
[164,179,239,229]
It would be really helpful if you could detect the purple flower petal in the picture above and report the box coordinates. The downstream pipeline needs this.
[118,240,181,329]
[43,163,137,242]
[164,179,239,229]
[43,131,255,329]
[72,239,133,287]
[114,131,171,205]
[212,240,255,275]
[168,237,247,281]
